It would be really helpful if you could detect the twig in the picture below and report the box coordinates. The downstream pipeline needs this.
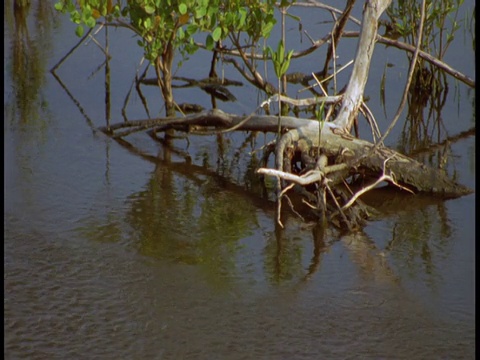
[123,58,149,121]
[280,182,296,197]
[299,60,354,93]
[325,182,351,231]
[261,93,343,108]
[276,178,284,228]
[257,162,348,186]
[332,31,337,94]
[293,1,362,26]
[50,27,94,72]
[341,31,475,88]
[86,25,110,59]
[321,0,356,86]
[359,102,381,142]
[284,194,306,222]
[341,155,415,210]
[311,72,328,96]
[258,168,323,185]
[371,0,426,150]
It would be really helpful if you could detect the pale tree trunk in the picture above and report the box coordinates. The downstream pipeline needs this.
[333,0,392,132]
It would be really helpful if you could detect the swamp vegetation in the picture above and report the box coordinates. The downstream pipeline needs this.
[52,0,474,231]
[4,0,475,357]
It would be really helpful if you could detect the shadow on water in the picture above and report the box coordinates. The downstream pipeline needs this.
[5,0,57,129]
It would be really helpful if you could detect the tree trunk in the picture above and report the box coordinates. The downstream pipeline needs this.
[333,0,392,131]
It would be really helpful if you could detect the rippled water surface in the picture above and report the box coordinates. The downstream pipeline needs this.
[4,1,475,359]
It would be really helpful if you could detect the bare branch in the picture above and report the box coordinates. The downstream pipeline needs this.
[342,31,475,88]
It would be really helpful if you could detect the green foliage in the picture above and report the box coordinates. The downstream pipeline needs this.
[266,40,294,79]
[386,0,465,58]
[54,0,277,61]
[54,0,278,113]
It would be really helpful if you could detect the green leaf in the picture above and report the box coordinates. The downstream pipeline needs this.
[186,23,198,36]
[280,62,289,77]
[144,5,155,15]
[279,0,294,7]
[287,49,294,60]
[178,3,187,15]
[273,62,281,78]
[277,40,284,62]
[225,12,236,27]
[177,27,185,40]
[212,27,222,41]
[194,7,206,19]
[54,2,64,12]
[85,16,96,28]
[238,8,247,28]
[144,17,152,29]
[206,34,215,50]
[261,21,275,38]
[75,25,84,37]
[285,12,301,22]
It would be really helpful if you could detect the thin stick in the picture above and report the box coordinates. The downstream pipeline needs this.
[311,72,328,96]
[299,60,354,93]
[341,156,415,210]
[332,31,337,94]
[50,27,94,72]
[284,195,305,222]
[262,93,342,108]
[359,102,381,141]
[276,178,284,228]
[342,31,474,88]
[325,182,351,231]
[372,0,426,148]
[280,182,296,197]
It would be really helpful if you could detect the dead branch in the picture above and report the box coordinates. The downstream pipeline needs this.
[342,31,475,88]
[341,155,414,210]
[322,0,356,76]
[372,0,426,149]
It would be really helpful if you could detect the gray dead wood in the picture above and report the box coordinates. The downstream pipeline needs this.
[272,120,472,198]
[102,109,471,197]
[332,0,392,131]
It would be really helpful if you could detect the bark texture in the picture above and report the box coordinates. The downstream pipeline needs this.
[332,0,393,131]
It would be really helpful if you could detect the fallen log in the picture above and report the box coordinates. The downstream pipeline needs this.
[259,117,472,198]
[101,109,472,198]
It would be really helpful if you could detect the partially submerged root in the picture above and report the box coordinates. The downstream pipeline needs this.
[259,137,370,230]
[258,132,415,230]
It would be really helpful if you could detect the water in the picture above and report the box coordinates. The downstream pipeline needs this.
[4,1,475,359]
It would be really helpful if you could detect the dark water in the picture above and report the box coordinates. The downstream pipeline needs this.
[4,1,475,359]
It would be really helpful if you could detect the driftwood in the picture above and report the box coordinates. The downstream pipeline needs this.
[100,109,472,198]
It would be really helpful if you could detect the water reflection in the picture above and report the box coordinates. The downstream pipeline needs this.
[5,0,56,128]
[71,132,465,294]
[126,163,256,262]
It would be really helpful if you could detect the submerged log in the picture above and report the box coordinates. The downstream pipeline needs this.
[265,118,472,198]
